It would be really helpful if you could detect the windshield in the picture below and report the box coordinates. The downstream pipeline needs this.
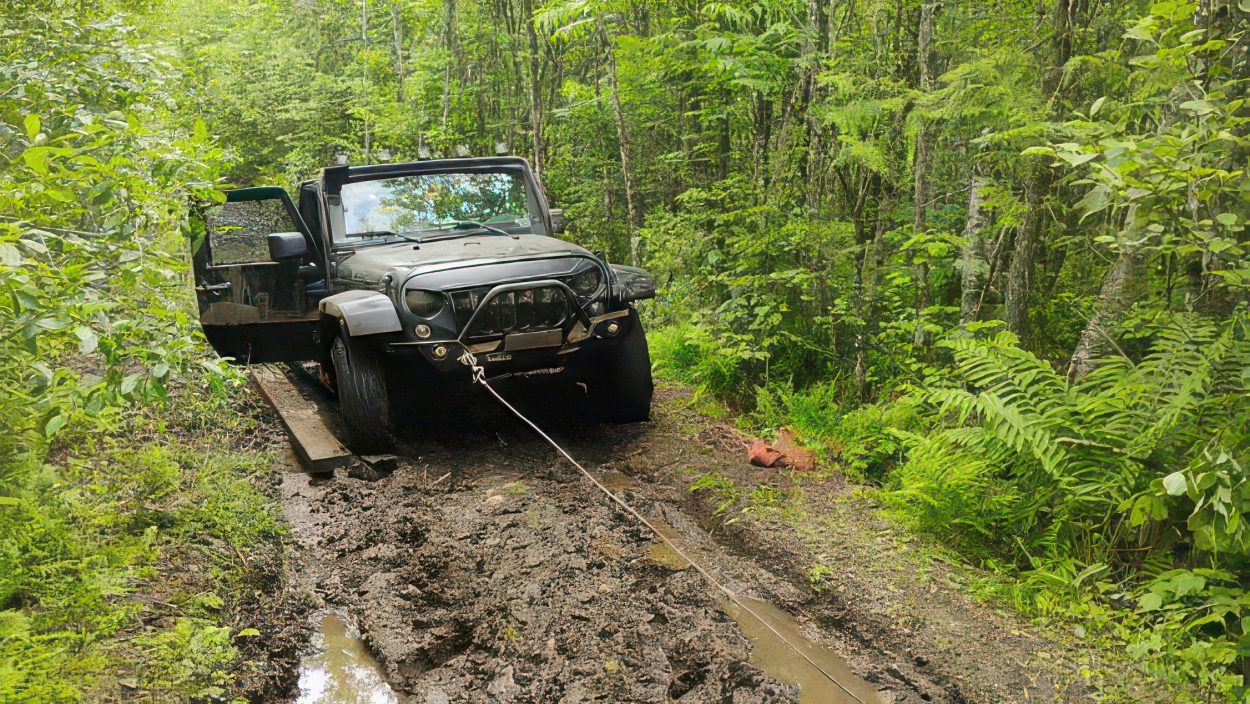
[338,171,543,243]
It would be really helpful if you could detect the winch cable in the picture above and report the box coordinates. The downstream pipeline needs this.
[456,347,867,704]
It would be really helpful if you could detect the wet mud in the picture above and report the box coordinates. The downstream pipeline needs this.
[278,372,944,703]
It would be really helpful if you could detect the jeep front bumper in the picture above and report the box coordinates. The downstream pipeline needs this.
[388,279,630,370]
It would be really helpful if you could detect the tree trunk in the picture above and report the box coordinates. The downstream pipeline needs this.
[959,174,991,328]
[521,0,545,185]
[910,0,935,349]
[1046,0,1072,96]
[717,90,731,180]
[391,2,405,105]
[599,19,641,266]
[1066,249,1145,383]
[855,188,889,400]
[441,0,457,136]
[1005,174,1045,342]
[801,0,828,208]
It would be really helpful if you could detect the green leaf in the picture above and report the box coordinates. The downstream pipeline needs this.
[1138,592,1163,612]
[121,374,140,394]
[1076,186,1110,218]
[1180,100,1215,115]
[1163,471,1187,496]
[237,627,261,637]
[23,113,40,139]
[22,147,50,175]
[1170,573,1206,597]
[1057,151,1098,167]
[0,243,22,266]
[1090,96,1106,116]
[44,415,66,437]
[75,325,98,354]
[1216,213,1238,227]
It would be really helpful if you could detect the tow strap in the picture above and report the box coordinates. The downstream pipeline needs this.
[457,347,866,703]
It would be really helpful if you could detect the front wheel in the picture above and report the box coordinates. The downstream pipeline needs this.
[330,335,395,454]
[585,309,653,423]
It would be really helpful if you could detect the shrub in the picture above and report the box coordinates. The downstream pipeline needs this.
[750,381,918,479]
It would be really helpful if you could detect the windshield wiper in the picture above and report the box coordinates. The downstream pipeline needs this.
[451,220,519,240]
[347,230,422,244]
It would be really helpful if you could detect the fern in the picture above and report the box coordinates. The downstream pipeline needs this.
[886,315,1250,571]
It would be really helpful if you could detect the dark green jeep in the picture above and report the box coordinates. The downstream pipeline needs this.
[190,157,655,452]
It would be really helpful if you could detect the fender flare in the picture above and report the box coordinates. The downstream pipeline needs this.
[319,290,403,338]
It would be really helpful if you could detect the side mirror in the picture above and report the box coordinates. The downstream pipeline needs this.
[610,264,655,303]
[268,232,308,261]
[550,208,568,235]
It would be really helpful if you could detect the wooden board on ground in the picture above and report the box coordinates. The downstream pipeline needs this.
[251,364,352,473]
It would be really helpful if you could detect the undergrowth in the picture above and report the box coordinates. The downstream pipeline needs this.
[1,6,286,702]
[652,314,1250,701]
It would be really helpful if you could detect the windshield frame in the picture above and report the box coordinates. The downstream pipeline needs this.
[323,160,551,250]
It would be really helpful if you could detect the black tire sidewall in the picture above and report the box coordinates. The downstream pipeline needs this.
[585,308,653,423]
[330,335,395,453]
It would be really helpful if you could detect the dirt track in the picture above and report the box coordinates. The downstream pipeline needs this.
[275,370,960,703]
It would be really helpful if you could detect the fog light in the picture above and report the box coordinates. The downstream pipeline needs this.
[432,345,447,359]
[415,324,432,339]
[606,321,620,335]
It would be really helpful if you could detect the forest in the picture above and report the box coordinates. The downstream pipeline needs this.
[2,0,1249,700]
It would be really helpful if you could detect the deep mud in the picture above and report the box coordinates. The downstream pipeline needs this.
[277,370,944,703]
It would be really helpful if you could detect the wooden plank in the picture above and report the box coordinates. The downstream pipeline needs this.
[251,365,353,473]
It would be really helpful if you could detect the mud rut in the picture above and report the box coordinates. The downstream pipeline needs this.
[278,371,948,703]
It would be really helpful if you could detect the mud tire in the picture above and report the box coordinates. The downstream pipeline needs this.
[585,308,653,423]
[330,335,395,454]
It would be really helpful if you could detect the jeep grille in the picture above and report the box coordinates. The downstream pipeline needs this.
[452,284,571,338]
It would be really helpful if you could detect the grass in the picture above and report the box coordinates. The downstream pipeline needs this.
[502,480,530,496]
[1,378,290,703]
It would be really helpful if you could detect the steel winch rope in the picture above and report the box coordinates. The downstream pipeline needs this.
[456,347,867,704]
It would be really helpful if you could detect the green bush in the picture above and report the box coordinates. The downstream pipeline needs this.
[650,323,761,407]
[0,5,278,702]
[641,177,865,396]
[882,318,1250,696]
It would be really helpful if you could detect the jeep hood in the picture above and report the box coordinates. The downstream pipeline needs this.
[335,234,594,286]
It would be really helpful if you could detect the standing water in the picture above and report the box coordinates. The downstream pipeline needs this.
[296,612,398,704]
[724,597,885,704]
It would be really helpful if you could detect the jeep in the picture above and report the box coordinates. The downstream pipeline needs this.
[190,157,655,452]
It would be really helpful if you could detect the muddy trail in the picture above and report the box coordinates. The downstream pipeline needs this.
[276,369,953,704]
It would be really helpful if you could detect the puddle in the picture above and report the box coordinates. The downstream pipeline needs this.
[296,612,398,704]
[724,597,884,704]
[647,517,681,541]
[644,518,691,570]
[599,470,636,492]
[647,542,692,570]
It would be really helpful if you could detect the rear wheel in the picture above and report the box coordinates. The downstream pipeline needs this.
[585,309,653,423]
[330,335,395,453]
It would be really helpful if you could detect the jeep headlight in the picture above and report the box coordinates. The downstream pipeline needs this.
[405,289,445,318]
[570,267,602,298]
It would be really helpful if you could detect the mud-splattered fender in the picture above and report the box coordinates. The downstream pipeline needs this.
[318,290,402,337]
